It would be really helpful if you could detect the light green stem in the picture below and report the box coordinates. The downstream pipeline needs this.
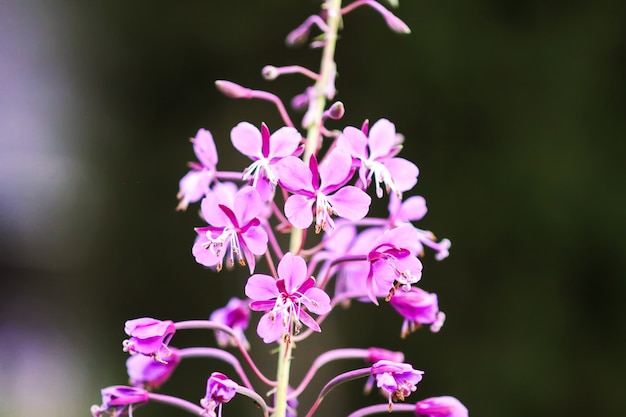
[278,2,343,417]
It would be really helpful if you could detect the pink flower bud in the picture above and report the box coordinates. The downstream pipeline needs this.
[215,80,252,99]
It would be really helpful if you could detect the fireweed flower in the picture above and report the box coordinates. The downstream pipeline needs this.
[365,225,423,304]
[209,297,251,349]
[415,396,468,417]
[122,318,176,363]
[389,287,446,337]
[126,348,180,389]
[337,118,418,198]
[277,148,371,233]
[368,360,424,411]
[201,372,238,417]
[231,122,302,198]
[245,252,331,343]
[91,385,149,417]
[193,185,268,273]
[387,194,451,261]
[177,128,219,211]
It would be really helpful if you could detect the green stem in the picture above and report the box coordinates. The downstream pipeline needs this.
[279,3,343,416]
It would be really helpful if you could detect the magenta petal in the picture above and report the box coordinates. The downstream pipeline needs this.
[231,122,262,159]
[201,194,230,227]
[268,127,302,159]
[384,158,419,192]
[367,119,396,160]
[397,195,427,222]
[327,186,371,221]
[192,234,220,267]
[193,128,219,168]
[245,274,279,301]
[257,312,285,343]
[337,126,368,159]
[276,156,314,194]
[319,148,352,192]
[284,195,314,229]
[301,287,331,314]
[298,310,320,332]
[242,227,268,256]
[277,253,307,292]
[234,187,263,224]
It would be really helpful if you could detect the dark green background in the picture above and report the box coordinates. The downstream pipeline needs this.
[1,0,625,416]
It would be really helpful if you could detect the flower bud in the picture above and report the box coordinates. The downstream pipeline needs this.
[215,80,252,99]
[262,65,279,80]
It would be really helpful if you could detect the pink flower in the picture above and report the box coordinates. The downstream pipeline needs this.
[337,118,418,198]
[91,386,149,417]
[245,253,331,343]
[201,372,238,417]
[231,122,302,196]
[387,194,451,260]
[177,129,219,211]
[389,287,445,337]
[126,348,180,389]
[276,148,371,232]
[369,360,424,411]
[365,225,423,304]
[122,318,176,363]
[415,396,468,417]
[193,185,268,273]
[209,297,251,349]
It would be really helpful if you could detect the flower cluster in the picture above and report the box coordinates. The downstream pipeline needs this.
[92,1,467,417]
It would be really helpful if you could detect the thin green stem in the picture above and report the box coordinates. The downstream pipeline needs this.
[278,2,343,417]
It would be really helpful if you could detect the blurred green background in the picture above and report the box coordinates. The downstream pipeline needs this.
[1,0,625,416]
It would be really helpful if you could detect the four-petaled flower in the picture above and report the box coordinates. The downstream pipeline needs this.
[365,225,423,305]
[337,118,418,198]
[389,287,445,337]
[277,148,371,233]
[177,128,219,211]
[368,360,424,411]
[245,253,331,343]
[415,396,468,417]
[201,372,238,417]
[231,122,302,199]
[122,318,176,364]
[210,297,251,349]
[193,185,268,273]
[91,386,149,417]
[126,348,180,390]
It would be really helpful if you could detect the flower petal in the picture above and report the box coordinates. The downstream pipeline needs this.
[327,186,371,221]
[268,127,302,159]
[284,195,314,229]
[257,312,285,343]
[193,128,219,168]
[396,195,427,222]
[234,186,263,224]
[337,126,368,160]
[384,157,419,192]
[301,287,331,314]
[231,122,262,159]
[368,118,396,160]
[277,253,308,292]
[276,156,314,194]
[319,148,352,193]
[245,274,278,301]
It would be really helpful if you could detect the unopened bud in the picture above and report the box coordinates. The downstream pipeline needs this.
[262,65,279,80]
[327,101,345,120]
[215,80,252,99]
[384,14,411,34]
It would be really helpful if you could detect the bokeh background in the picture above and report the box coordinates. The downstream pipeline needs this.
[1,0,625,416]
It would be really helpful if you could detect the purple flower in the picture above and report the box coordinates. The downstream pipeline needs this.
[369,360,424,411]
[177,128,219,211]
[389,287,446,337]
[209,297,251,349]
[365,225,423,305]
[126,348,180,389]
[122,318,176,363]
[415,396,468,417]
[192,185,268,273]
[245,253,331,343]
[231,122,302,194]
[337,118,418,198]
[276,148,371,233]
[387,194,451,261]
[201,372,238,417]
[91,386,149,417]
